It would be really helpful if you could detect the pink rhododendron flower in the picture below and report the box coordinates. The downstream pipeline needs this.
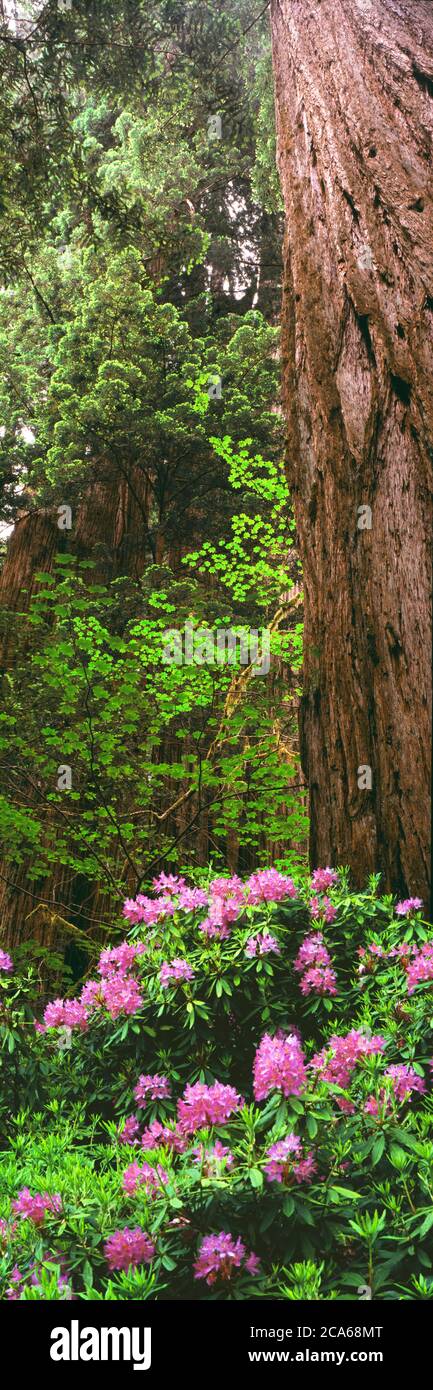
[80,979,104,1008]
[122,896,154,925]
[43,998,89,1032]
[299,965,337,996]
[389,942,416,959]
[310,1030,386,1088]
[99,974,143,1019]
[44,938,145,1029]
[12,1189,62,1225]
[6,1265,24,1301]
[211,896,242,924]
[152,873,187,896]
[209,875,245,900]
[384,1064,426,1102]
[364,1095,381,1116]
[334,1096,356,1115]
[177,1081,244,1133]
[141,1121,187,1153]
[364,1091,395,1118]
[134,1073,171,1106]
[0,949,13,973]
[194,1231,259,1285]
[121,1161,169,1196]
[6,1254,73,1301]
[294,933,330,972]
[253,1031,307,1101]
[264,1132,299,1172]
[177,886,209,911]
[295,1155,318,1182]
[98,942,145,977]
[245,933,280,958]
[311,867,338,892]
[406,942,433,994]
[294,932,337,995]
[395,898,423,917]
[104,1227,155,1272]
[199,918,231,941]
[310,896,337,923]
[122,894,174,926]
[118,1116,141,1145]
[193,1141,234,1176]
[264,1134,316,1185]
[198,881,245,938]
[160,959,194,988]
[246,868,297,904]
[358,940,415,977]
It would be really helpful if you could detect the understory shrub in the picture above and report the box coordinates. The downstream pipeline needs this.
[0,869,432,1300]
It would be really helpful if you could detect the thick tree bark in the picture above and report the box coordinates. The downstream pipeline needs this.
[271,0,432,900]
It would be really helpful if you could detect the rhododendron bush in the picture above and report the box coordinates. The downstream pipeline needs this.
[1,868,433,1301]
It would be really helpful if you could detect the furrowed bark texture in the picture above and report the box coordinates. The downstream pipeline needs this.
[271,0,433,899]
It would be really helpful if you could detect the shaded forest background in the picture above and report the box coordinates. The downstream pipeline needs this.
[0,0,307,954]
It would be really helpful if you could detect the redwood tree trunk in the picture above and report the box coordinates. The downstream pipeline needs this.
[271,0,432,900]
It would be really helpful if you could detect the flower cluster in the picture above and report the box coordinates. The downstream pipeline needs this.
[395,898,423,917]
[121,1161,169,1196]
[198,875,245,940]
[43,998,89,1031]
[310,1029,386,1088]
[104,1227,156,1272]
[12,1189,62,1226]
[92,974,144,1021]
[152,873,187,896]
[193,1141,234,1176]
[406,942,433,994]
[253,1031,307,1101]
[140,1120,187,1153]
[160,959,194,988]
[177,886,209,911]
[365,1065,426,1117]
[177,1081,244,1133]
[311,867,339,892]
[246,868,297,904]
[0,949,13,973]
[134,1073,171,1106]
[6,1254,72,1301]
[358,941,415,976]
[264,1133,316,1185]
[245,932,280,958]
[118,1115,141,1145]
[42,936,145,1031]
[194,1231,260,1285]
[122,894,176,926]
[310,895,337,924]
[122,868,299,949]
[384,1064,426,1102]
[98,942,146,976]
[293,932,337,996]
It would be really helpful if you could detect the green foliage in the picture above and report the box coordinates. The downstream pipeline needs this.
[0,0,300,892]
[0,875,432,1300]
[0,555,306,892]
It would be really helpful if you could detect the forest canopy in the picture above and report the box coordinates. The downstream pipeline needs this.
[0,0,305,938]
